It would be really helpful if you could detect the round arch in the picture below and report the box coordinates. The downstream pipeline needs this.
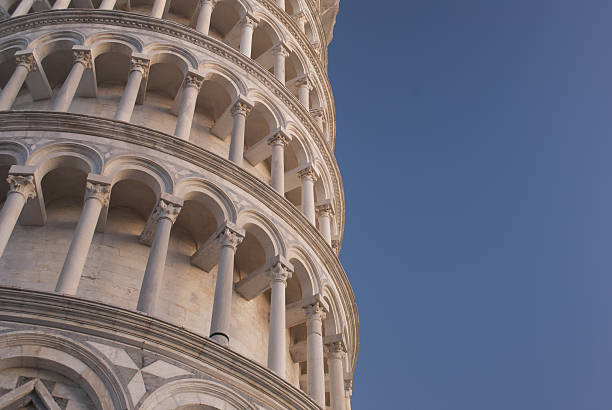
[27,142,103,178]
[102,155,174,198]
[174,177,237,224]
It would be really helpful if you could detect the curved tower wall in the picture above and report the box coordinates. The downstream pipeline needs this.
[0,0,356,408]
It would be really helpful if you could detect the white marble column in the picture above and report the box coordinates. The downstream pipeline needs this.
[296,74,311,108]
[326,340,347,410]
[136,198,182,315]
[304,301,326,408]
[315,200,333,245]
[298,165,317,224]
[195,0,216,35]
[239,14,258,58]
[51,49,91,112]
[268,132,290,194]
[228,99,252,166]
[267,258,293,377]
[0,52,36,111]
[51,0,71,9]
[344,379,353,410]
[0,174,36,258]
[174,71,204,140]
[12,0,33,16]
[272,43,290,84]
[55,177,111,295]
[115,56,149,122]
[209,223,245,345]
[98,0,116,9]
[150,0,166,18]
[310,108,324,130]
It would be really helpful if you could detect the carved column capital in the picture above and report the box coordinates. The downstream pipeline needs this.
[310,108,324,119]
[344,378,353,394]
[7,175,36,201]
[241,13,259,29]
[303,300,326,321]
[267,257,293,285]
[298,165,318,182]
[325,340,347,359]
[15,52,37,73]
[315,199,334,217]
[130,56,150,76]
[272,43,290,57]
[184,71,205,90]
[154,198,182,224]
[85,181,111,207]
[72,49,93,69]
[295,74,313,90]
[217,224,244,250]
[199,0,217,7]
[231,99,253,117]
[267,131,290,147]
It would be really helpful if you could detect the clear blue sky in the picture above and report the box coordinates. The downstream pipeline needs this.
[329,1,612,409]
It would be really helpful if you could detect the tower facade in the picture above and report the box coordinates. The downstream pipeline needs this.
[0,0,357,408]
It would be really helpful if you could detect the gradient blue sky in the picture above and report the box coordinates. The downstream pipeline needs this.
[328,1,612,409]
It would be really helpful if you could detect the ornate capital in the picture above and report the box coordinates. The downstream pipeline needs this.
[267,132,290,147]
[326,340,347,358]
[217,225,244,250]
[331,239,339,251]
[272,43,290,57]
[295,74,312,89]
[199,0,217,8]
[85,181,111,206]
[231,99,253,117]
[267,258,293,285]
[303,301,326,321]
[154,198,182,224]
[130,56,150,76]
[344,378,353,394]
[7,175,36,201]
[184,72,205,90]
[72,50,92,69]
[15,53,37,73]
[241,14,258,29]
[315,200,333,217]
[309,108,324,119]
[298,166,317,182]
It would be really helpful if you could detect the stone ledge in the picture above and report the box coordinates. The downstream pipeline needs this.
[0,286,321,409]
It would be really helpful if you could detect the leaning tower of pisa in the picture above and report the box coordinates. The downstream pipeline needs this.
[0,0,357,408]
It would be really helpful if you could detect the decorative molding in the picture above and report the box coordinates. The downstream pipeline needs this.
[0,111,358,373]
[0,287,322,410]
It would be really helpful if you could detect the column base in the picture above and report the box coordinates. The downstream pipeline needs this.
[210,332,229,345]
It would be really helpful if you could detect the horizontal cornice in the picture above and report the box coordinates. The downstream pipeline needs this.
[0,286,321,409]
[0,110,358,372]
[0,10,344,242]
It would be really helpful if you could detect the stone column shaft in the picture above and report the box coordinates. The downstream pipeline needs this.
[210,225,244,345]
[12,0,33,16]
[268,133,289,194]
[55,180,110,295]
[0,53,35,111]
[327,342,347,410]
[228,100,252,166]
[51,50,91,112]
[311,108,324,130]
[115,57,148,122]
[0,175,36,258]
[150,0,166,19]
[297,75,311,108]
[267,259,292,376]
[137,199,181,315]
[196,0,215,35]
[316,201,333,245]
[273,44,289,84]
[99,0,116,9]
[299,166,317,224]
[239,16,257,58]
[174,72,204,140]
[305,303,326,407]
